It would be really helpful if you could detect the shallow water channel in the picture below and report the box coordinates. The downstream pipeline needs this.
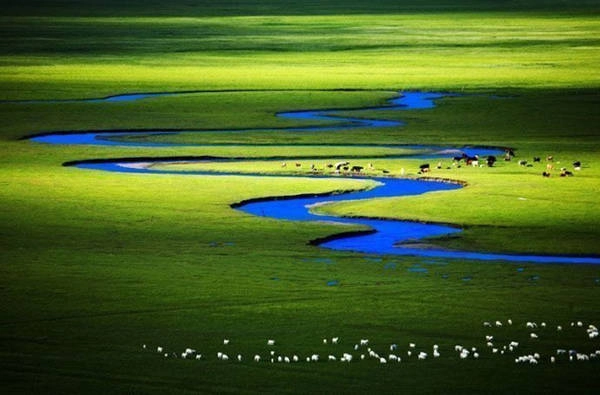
[28,91,600,264]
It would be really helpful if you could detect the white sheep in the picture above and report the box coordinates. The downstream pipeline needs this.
[473,352,479,359]
[221,354,229,361]
[530,333,539,339]
[284,357,290,363]
[196,354,202,360]
[557,325,562,331]
[223,339,229,345]
[508,319,513,325]
[418,352,427,360]
[379,357,387,364]
[254,355,261,362]
[495,321,503,327]
[267,339,275,346]
[485,335,494,341]
[328,355,336,361]
[157,346,163,353]
[360,339,369,346]
[311,354,319,362]
[433,350,440,358]
[332,337,339,344]
[237,354,242,362]
[293,355,299,362]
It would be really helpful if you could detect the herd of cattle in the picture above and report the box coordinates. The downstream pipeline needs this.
[281,149,583,178]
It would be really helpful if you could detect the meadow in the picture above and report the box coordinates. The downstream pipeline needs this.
[1,1,600,393]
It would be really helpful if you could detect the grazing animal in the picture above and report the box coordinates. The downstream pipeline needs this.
[533,157,541,162]
[360,339,369,346]
[518,160,528,166]
[530,333,539,339]
[332,337,339,344]
[419,164,430,173]
[351,166,363,173]
[542,171,551,177]
[335,161,349,170]
[254,355,261,362]
[267,339,275,346]
[573,161,582,170]
[487,156,497,167]
[326,163,333,168]
[560,169,573,177]
[547,155,554,161]
[281,162,287,168]
[223,339,230,345]
[157,346,163,353]
[465,155,479,166]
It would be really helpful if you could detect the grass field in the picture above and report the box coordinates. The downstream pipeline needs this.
[1,1,600,393]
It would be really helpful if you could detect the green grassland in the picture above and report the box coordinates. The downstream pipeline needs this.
[1,1,600,393]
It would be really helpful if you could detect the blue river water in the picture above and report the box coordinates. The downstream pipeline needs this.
[27,91,600,264]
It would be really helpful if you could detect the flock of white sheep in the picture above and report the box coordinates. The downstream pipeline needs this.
[144,319,599,366]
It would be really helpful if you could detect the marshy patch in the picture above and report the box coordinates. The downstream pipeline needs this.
[408,265,428,274]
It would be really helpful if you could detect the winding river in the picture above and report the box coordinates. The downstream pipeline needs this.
[27,91,600,264]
